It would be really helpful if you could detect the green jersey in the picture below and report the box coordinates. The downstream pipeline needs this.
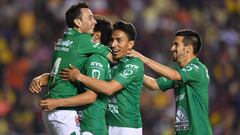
[46,28,110,100]
[106,56,144,128]
[80,54,111,135]
[156,58,212,135]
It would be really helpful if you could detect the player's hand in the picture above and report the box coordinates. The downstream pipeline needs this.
[29,76,43,94]
[127,50,143,59]
[40,98,61,111]
[59,64,80,81]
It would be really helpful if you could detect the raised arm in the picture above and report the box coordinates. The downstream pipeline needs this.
[128,50,181,81]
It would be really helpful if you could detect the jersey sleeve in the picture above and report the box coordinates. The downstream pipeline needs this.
[156,77,174,92]
[177,64,203,83]
[78,34,110,58]
[112,59,143,87]
[83,55,109,90]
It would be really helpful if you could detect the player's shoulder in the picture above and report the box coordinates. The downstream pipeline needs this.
[121,57,144,72]
[182,58,207,74]
[77,33,92,39]
[87,54,109,64]
[89,54,106,60]
[126,57,143,66]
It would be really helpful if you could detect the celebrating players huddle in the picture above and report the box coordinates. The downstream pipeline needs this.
[29,2,212,135]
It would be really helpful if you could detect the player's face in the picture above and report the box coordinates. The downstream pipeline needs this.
[110,30,133,60]
[92,31,101,43]
[79,8,96,34]
[170,36,188,62]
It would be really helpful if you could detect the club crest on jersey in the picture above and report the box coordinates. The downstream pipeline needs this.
[123,69,133,76]
[92,69,100,79]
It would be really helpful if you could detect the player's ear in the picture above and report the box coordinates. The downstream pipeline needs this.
[74,18,82,27]
[94,31,101,40]
[186,45,193,53]
[128,40,134,50]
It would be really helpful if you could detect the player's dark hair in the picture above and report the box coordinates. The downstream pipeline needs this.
[176,29,202,55]
[113,21,137,41]
[94,15,112,45]
[65,2,89,28]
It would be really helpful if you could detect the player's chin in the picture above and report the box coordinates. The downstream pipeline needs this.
[172,57,177,62]
[89,29,94,34]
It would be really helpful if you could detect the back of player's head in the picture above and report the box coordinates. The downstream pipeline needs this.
[94,15,112,45]
[175,29,202,55]
[113,21,137,41]
[65,2,89,28]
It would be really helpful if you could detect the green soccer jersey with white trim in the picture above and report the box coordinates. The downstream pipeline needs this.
[46,28,110,99]
[80,54,111,135]
[156,58,212,135]
[106,56,144,128]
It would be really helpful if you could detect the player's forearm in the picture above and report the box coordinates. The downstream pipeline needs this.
[58,91,97,107]
[107,53,117,64]
[39,73,50,86]
[144,75,160,91]
[140,56,181,81]
[76,73,114,95]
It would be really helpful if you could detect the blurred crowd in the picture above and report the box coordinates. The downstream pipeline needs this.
[0,0,239,135]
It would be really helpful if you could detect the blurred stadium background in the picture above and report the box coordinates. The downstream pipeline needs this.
[0,0,239,134]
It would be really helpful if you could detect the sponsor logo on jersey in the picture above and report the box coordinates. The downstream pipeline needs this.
[90,62,103,69]
[125,64,139,70]
[54,39,73,52]
[108,95,119,113]
[175,106,189,131]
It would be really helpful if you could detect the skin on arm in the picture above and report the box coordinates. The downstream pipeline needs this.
[128,50,181,81]
[107,52,117,64]
[29,73,50,93]
[143,75,161,91]
[40,90,97,111]
[60,65,123,96]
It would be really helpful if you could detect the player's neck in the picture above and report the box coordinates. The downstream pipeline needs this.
[179,54,196,67]
[74,27,83,33]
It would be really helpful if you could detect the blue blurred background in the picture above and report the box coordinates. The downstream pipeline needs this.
[0,0,239,134]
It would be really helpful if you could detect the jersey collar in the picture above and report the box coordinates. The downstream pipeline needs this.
[184,57,199,68]
[119,56,129,63]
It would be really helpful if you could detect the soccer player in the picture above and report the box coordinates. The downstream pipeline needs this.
[29,2,113,135]
[128,29,213,135]
[37,15,113,135]
[60,21,144,135]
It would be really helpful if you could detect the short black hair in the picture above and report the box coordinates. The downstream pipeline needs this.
[65,2,89,28]
[94,15,112,45]
[176,29,202,55]
[113,21,137,41]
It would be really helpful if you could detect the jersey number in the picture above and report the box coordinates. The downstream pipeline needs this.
[50,57,62,84]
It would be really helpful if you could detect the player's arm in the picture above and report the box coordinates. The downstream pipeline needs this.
[40,90,97,111]
[106,52,117,64]
[143,75,161,91]
[60,65,123,96]
[128,50,181,81]
[29,73,50,93]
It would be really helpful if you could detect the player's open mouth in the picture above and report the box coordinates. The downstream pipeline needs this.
[112,50,120,55]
